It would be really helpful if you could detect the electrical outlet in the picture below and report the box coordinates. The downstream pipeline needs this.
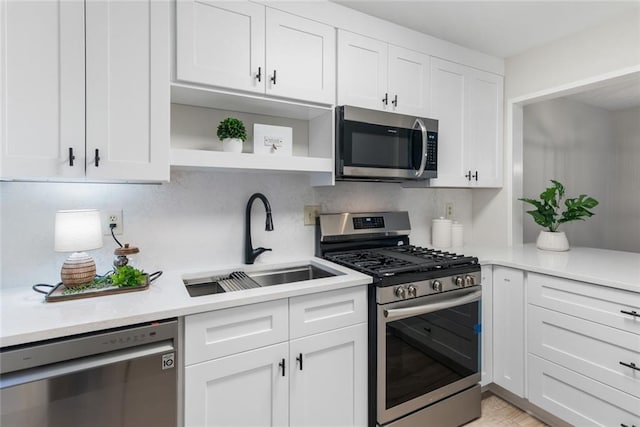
[102,210,124,235]
[304,205,321,226]
[445,203,454,220]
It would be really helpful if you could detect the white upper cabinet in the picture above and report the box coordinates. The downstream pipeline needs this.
[85,0,170,182]
[1,0,169,182]
[429,57,503,188]
[175,2,335,105]
[0,0,85,180]
[175,1,265,94]
[337,30,429,117]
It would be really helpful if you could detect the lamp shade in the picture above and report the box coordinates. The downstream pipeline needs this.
[54,209,103,252]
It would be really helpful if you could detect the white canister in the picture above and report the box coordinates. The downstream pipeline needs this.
[451,222,464,247]
[432,217,452,248]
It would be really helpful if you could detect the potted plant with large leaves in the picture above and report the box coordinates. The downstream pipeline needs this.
[520,180,599,251]
[217,117,247,153]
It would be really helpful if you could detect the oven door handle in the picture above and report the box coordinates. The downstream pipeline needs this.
[414,118,428,177]
[384,289,482,321]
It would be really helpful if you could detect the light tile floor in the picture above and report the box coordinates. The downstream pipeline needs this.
[465,393,549,427]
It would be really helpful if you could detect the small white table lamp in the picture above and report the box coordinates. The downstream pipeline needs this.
[54,209,103,287]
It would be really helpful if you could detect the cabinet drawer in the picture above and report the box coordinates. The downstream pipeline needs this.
[185,299,288,365]
[528,272,640,335]
[529,305,640,398]
[528,354,640,426]
[289,286,367,339]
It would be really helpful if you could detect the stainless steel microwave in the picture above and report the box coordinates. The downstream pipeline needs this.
[335,105,438,181]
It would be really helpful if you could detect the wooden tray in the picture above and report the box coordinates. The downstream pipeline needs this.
[33,271,162,302]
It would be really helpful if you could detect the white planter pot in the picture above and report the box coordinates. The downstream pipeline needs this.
[536,230,570,252]
[222,138,243,153]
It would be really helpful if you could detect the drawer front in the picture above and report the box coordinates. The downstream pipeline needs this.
[528,272,640,335]
[528,354,640,426]
[529,305,640,398]
[289,286,367,339]
[185,299,288,365]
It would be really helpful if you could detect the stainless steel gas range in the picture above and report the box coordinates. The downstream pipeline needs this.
[316,211,482,427]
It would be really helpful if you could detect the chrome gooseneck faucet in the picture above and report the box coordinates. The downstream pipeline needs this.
[245,193,274,264]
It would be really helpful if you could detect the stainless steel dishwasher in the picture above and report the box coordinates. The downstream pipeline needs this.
[0,318,180,427]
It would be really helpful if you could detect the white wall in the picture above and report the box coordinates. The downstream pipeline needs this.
[472,11,640,247]
[522,98,612,247]
[606,107,640,252]
[0,172,472,289]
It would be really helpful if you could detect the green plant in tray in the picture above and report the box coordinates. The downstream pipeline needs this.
[111,265,146,288]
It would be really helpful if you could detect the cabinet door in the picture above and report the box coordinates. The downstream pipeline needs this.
[529,354,640,427]
[466,69,503,187]
[0,0,85,180]
[185,342,289,427]
[480,265,493,387]
[289,323,367,427]
[337,30,388,111]
[493,266,525,397]
[387,45,429,117]
[85,0,169,181]
[428,57,469,187]
[175,1,265,93]
[265,8,335,104]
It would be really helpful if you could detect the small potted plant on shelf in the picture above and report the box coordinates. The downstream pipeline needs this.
[217,117,247,153]
[520,180,599,251]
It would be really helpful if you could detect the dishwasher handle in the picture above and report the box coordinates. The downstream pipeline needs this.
[384,289,482,321]
[0,340,175,389]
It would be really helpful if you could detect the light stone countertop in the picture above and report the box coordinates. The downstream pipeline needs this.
[459,243,640,293]
[0,257,371,348]
[2,244,638,348]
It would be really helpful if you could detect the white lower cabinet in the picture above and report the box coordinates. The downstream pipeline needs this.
[289,324,367,427]
[528,354,640,427]
[527,272,640,426]
[480,265,493,387]
[185,342,289,427]
[492,266,525,397]
[184,286,368,427]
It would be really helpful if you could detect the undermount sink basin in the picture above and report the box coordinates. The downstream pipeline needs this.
[247,265,338,287]
[183,263,342,297]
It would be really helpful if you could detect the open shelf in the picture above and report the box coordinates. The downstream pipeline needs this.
[170,149,333,174]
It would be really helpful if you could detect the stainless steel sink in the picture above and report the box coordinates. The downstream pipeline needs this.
[183,264,342,297]
[247,264,339,287]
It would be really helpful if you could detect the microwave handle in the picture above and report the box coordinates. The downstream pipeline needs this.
[414,118,428,177]
[383,289,481,321]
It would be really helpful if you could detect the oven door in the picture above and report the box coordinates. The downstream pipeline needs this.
[376,287,481,425]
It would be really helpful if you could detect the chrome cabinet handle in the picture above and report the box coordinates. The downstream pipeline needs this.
[384,289,481,321]
[413,118,427,178]
[68,147,75,166]
[619,361,640,372]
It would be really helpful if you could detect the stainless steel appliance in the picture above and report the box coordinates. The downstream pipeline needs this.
[317,211,481,427]
[1,318,180,427]
[335,106,438,182]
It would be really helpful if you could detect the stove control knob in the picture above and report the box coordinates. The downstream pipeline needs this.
[465,275,475,287]
[407,285,417,298]
[394,286,407,299]
[432,280,442,292]
[455,276,464,287]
